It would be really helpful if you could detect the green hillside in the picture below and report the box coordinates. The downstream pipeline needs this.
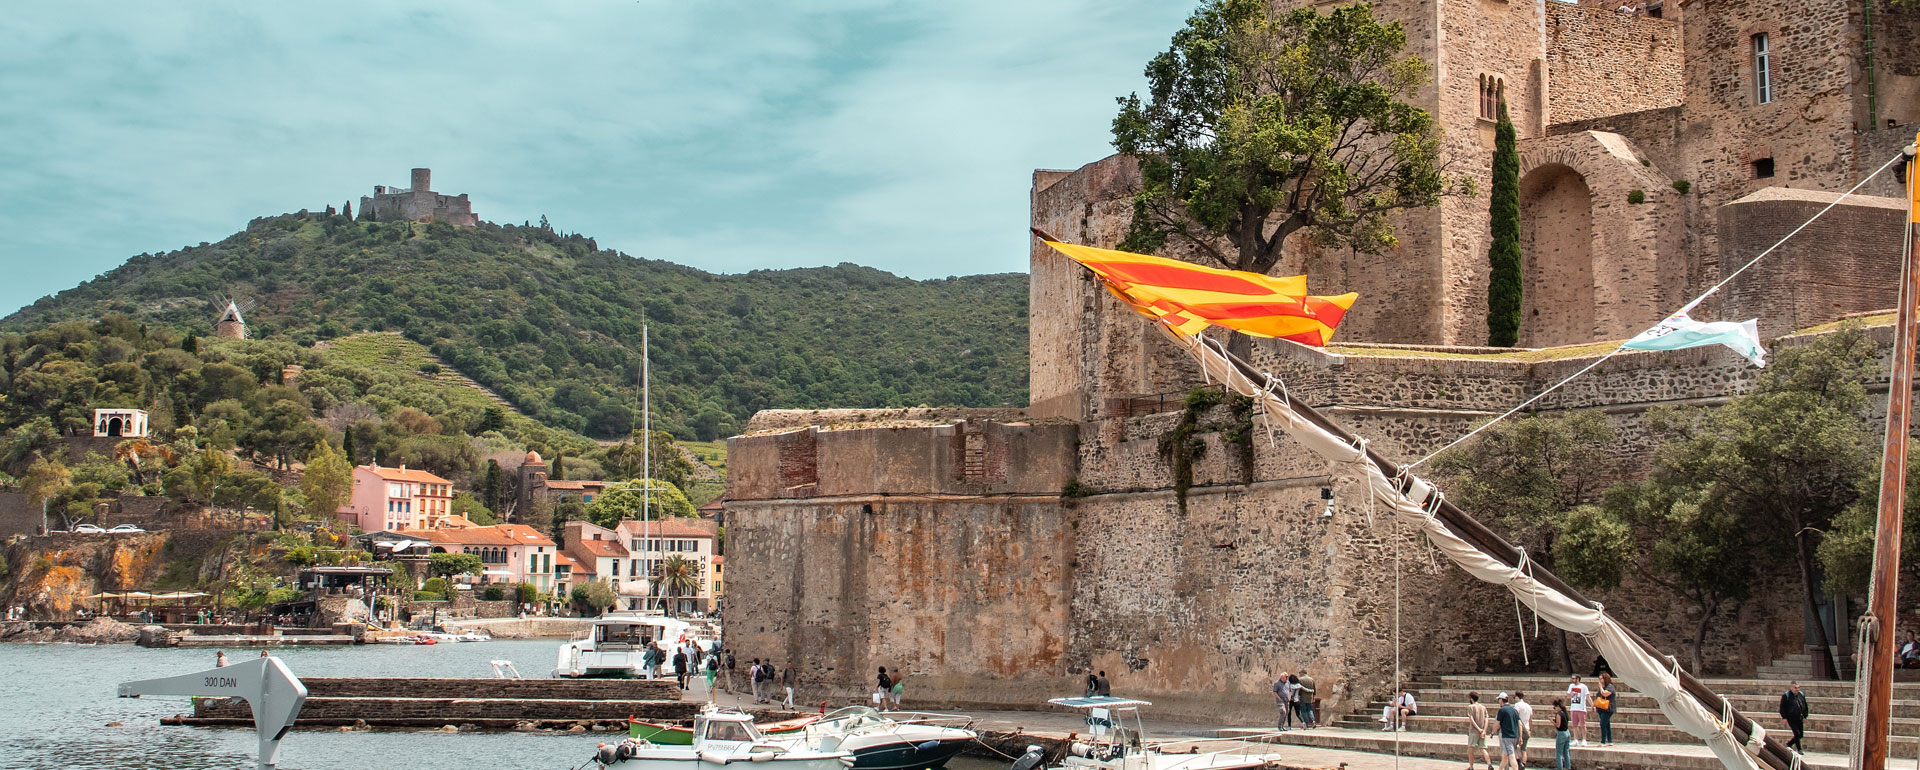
[6,213,1031,439]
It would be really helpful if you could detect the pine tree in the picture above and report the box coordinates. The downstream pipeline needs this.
[1485,103,1523,347]
[181,334,198,354]
[342,200,353,221]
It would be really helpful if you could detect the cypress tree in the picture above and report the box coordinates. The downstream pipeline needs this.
[181,334,198,354]
[1486,103,1523,347]
[482,460,503,512]
[342,200,353,220]
[342,430,358,466]
[552,454,565,480]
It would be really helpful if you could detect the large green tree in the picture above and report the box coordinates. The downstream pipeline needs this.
[1604,482,1754,672]
[300,441,354,520]
[427,552,485,580]
[584,479,695,530]
[1820,454,1920,599]
[1485,103,1522,347]
[1639,328,1878,678]
[1113,0,1455,277]
[1435,410,1629,671]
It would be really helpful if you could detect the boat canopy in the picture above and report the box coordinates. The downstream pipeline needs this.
[1046,696,1152,709]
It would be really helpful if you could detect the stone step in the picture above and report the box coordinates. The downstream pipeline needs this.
[1331,713,1891,754]
[1432,674,1897,699]
[1351,701,1907,732]
[1387,687,1915,718]
[1255,728,1856,770]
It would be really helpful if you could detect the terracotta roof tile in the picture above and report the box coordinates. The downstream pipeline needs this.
[614,518,716,539]
[360,464,454,485]
[572,538,629,558]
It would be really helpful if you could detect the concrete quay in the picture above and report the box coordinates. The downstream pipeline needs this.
[176,676,697,730]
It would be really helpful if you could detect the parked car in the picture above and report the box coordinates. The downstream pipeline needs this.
[108,524,146,534]
[71,524,107,534]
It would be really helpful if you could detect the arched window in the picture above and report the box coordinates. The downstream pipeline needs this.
[1479,74,1506,121]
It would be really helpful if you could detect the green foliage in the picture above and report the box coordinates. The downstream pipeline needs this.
[1485,105,1522,347]
[596,431,696,489]
[1626,189,1646,204]
[6,216,1028,439]
[481,460,504,512]
[411,590,445,602]
[1435,411,1615,583]
[450,491,497,525]
[299,441,353,519]
[1818,452,1920,598]
[1551,504,1633,591]
[585,479,695,528]
[515,581,538,603]
[22,457,71,508]
[570,579,617,614]
[421,576,450,595]
[1112,0,1457,273]
[427,552,484,579]
[1670,180,1691,194]
[658,554,700,615]
[482,584,506,601]
[264,586,305,606]
[283,545,317,567]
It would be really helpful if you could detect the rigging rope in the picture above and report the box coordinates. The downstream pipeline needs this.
[1404,150,1910,471]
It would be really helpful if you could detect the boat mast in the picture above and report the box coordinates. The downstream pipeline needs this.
[643,322,652,613]
[1854,137,1919,770]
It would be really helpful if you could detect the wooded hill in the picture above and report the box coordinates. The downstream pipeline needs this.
[6,213,1030,439]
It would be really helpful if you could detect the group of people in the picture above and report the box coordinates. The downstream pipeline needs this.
[1269,669,1319,730]
[1457,674,1617,770]
[639,636,714,691]
[748,658,798,707]
[873,666,906,708]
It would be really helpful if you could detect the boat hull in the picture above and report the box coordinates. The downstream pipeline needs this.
[848,737,971,770]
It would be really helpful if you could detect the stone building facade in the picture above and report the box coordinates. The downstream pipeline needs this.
[360,168,478,226]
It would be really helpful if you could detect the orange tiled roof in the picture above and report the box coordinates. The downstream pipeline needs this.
[554,551,585,570]
[543,479,607,491]
[572,538,629,558]
[491,523,556,547]
[616,518,715,538]
[361,464,454,485]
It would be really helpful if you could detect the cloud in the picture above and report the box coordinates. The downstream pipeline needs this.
[0,0,1190,314]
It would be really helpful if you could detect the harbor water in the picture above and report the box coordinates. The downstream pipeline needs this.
[0,640,1015,770]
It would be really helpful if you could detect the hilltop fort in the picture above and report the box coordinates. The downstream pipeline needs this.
[360,167,477,226]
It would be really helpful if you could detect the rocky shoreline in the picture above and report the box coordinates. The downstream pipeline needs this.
[0,617,143,644]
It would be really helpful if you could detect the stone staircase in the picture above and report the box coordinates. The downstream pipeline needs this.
[1261,674,1920,766]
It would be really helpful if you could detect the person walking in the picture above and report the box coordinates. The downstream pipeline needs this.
[672,647,690,691]
[1093,671,1111,697]
[1552,699,1571,769]
[1466,692,1493,770]
[1272,674,1295,731]
[1495,693,1520,770]
[1593,674,1617,747]
[723,650,737,694]
[1778,682,1808,753]
[1512,692,1534,767]
[644,642,664,679]
[888,670,906,708]
[1565,675,1590,746]
[875,667,893,709]
[748,659,764,703]
[704,652,719,702]
[1085,671,1100,698]
[1294,669,1317,728]
[782,661,797,709]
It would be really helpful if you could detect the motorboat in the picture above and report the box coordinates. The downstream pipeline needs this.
[799,706,977,770]
[1013,697,1281,770]
[592,710,851,770]
[555,611,707,679]
[628,713,817,745]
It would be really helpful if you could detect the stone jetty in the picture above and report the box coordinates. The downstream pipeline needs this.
[169,677,696,730]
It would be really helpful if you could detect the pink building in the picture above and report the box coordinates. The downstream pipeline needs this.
[335,463,456,533]
[422,524,557,593]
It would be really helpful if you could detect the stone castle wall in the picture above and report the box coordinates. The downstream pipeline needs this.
[1546,5,1683,124]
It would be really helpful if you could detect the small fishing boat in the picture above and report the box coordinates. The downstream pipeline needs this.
[800,706,977,770]
[628,713,817,744]
[592,710,851,770]
[1014,697,1280,770]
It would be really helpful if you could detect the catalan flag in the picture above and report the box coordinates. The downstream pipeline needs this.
[1039,239,1357,346]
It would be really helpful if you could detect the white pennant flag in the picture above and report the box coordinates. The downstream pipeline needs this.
[1621,312,1767,367]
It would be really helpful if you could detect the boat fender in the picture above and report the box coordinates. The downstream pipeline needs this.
[1069,743,1094,759]
[597,743,619,765]
[749,753,774,763]
[700,751,732,765]
[916,740,943,753]
[618,743,639,761]
[1009,745,1047,770]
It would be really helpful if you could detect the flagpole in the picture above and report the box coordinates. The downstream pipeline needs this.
[1855,136,1920,770]
[643,322,652,614]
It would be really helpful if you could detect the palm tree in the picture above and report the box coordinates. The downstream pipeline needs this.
[658,555,701,617]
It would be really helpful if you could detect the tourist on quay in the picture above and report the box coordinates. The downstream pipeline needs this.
[889,670,906,708]
[1294,669,1317,728]
[782,661,797,709]
[1086,671,1100,697]
[1593,674,1617,746]
[1565,674,1590,746]
[216,651,228,668]
[1902,631,1919,668]
[721,650,736,693]
[875,666,893,709]
[1094,671,1111,696]
[672,647,690,690]
[1551,699,1571,769]
[1512,692,1534,766]
[1381,689,1415,731]
[1778,681,1808,752]
[1272,674,1295,731]
[1495,693,1520,770]
[704,652,719,700]
[1465,692,1493,770]
[643,641,663,679]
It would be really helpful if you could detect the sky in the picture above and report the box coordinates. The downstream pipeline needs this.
[0,1,1194,316]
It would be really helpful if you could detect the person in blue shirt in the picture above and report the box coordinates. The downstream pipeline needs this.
[1495,693,1522,770]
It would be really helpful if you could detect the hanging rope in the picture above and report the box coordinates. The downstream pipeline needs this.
[1404,150,1910,471]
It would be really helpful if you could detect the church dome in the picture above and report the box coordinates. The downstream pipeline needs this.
[525,450,543,464]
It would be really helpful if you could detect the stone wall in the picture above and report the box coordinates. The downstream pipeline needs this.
[1545,4,1683,124]
[1717,189,1909,337]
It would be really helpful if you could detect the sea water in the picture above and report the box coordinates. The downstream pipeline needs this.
[0,641,1009,770]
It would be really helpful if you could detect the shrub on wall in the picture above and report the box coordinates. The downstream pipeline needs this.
[1627,189,1647,204]
[1671,180,1691,194]
[482,584,506,601]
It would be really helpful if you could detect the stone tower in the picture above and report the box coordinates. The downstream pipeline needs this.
[360,167,479,226]
[214,300,246,340]
[516,450,550,514]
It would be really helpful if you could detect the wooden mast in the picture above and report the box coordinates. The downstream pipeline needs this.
[1856,135,1920,770]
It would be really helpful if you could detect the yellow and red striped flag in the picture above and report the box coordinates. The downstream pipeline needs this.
[1039,239,1357,346]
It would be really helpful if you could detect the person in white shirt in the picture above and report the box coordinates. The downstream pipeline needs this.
[1512,692,1536,765]
[1566,674,1592,746]
[1381,690,1417,731]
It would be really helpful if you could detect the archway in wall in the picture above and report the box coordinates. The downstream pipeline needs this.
[106,417,123,437]
[1518,164,1596,348]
